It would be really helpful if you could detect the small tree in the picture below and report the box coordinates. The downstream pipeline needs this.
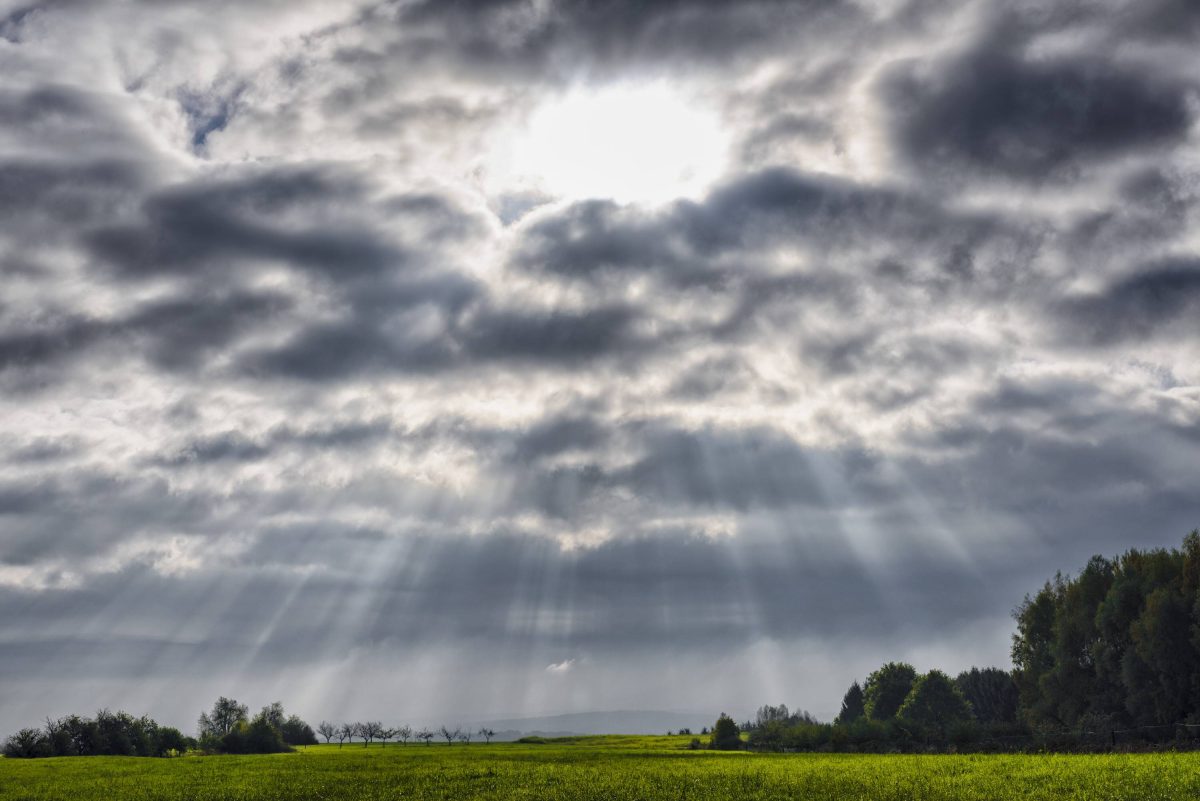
[359,721,383,747]
[440,726,461,745]
[338,723,355,747]
[396,725,413,745]
[835,681,866,725]
[710,714,741,751]
[478,727,495,744]
[317,721,338,744]
[417,728,435,746]
[156,726,188,756]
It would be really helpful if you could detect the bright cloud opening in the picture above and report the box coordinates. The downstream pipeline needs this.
[488,82,730,206]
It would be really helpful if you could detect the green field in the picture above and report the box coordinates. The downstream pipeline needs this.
[2,735,1199,800]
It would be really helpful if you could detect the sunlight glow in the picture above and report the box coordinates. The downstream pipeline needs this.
[489,82,730,206]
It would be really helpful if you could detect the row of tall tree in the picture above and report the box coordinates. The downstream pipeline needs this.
[3,710,191,758]
[725,530,1200,752]
[1012,531,1200,731]
[314,722,497,746]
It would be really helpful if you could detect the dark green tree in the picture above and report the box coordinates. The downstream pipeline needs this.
[2,728,50,758]
[835,681,865,725]
[897,670,973,734]
[955,668,1018,724]
[710,713,741,750]
[863,662,917,721]
[155,726,188,755]
[281,715,318,746]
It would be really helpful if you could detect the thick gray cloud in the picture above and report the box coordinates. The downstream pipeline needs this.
[0,0,1198,732]
[882,41,1193,181]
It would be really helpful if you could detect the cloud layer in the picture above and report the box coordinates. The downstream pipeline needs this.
[0,0,1198,729]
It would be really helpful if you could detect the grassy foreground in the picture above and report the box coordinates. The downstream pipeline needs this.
[2,735,1199,800]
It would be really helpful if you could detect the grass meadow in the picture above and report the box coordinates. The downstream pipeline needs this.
[2,735,1199,800]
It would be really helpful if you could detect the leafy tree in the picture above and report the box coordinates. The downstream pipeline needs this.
[199,697,248,739]
[156,726,189,756]
[863,662,917,721]
[754,704,790,728]
[710,713,741,751]
[281,715,317,746]
[243,710,290,754]
[1013,532,1200,730]
[955,668,1019,724]
[3,728,50,758]
[1012,578,1061,725]
[897,670,973,734]
[260,702,286,731]
[835,681,865,725]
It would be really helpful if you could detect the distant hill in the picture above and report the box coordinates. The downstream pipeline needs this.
[477,710,715,738]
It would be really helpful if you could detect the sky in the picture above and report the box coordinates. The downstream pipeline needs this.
[1,0,1199,734]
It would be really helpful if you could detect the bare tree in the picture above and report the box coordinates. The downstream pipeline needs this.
[439,725,461,745]
[338,723,355,747]
[395,725,413,745]
[379,727,394,747]
[359,721,384,747]
[458,730,472,745]
[317,721,338,744]
[417,728,435,746]
[478,727,495,744]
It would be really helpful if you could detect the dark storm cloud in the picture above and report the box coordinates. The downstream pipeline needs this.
[0,290,291,381]
[0,84,148,157]
[85,167,408,282]
[241,295,654,380]
[514,168,1032,296]
[0,159,146,225]
[1057,259,1200,346]
[156,418,396,466]
[383,0,864,78]
[882,39,1193,181]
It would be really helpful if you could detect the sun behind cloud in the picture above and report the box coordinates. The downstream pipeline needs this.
[487,82,730,206]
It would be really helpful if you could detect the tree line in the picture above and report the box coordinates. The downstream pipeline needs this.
[3,710,191,758]
[313,722,497,746]
[707,530,1200,753]
[3,693,502,758]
